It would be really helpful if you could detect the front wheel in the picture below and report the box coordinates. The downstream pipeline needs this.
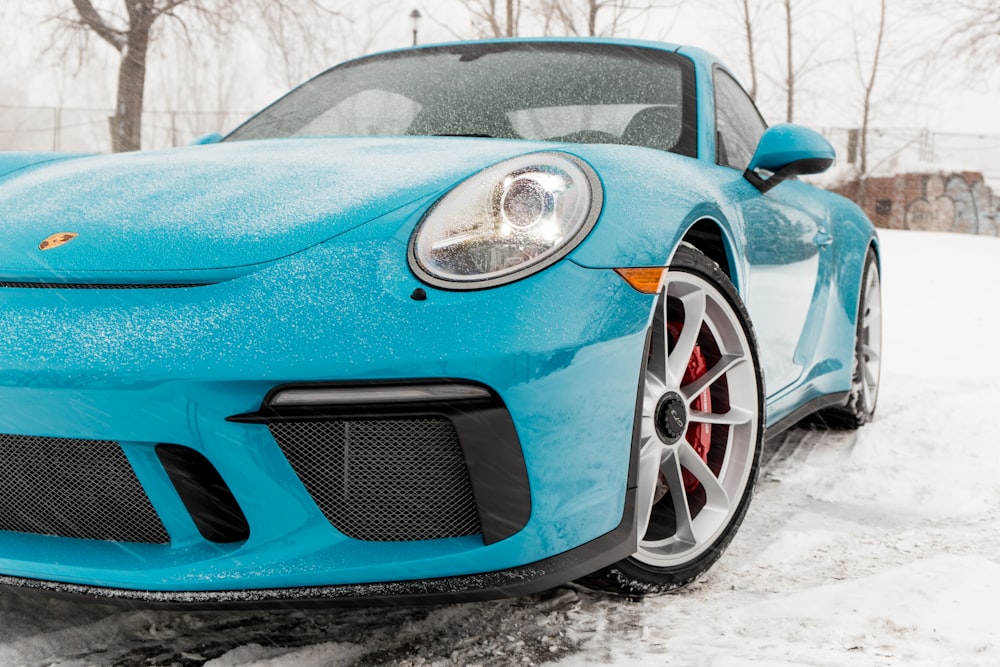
[586,245,765,595]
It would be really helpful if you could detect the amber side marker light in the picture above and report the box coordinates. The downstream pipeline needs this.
[615,268,667,294]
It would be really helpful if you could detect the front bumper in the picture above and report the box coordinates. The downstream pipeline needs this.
[0,227,654,598]
[0,489,637,608]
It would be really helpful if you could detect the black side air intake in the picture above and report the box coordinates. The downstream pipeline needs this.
[156,444,250,544]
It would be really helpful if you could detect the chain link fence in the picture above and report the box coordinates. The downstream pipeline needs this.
[819,126,1000,186]
[0,105,250,153]
[4,105,998,183]
[2,104,998,235]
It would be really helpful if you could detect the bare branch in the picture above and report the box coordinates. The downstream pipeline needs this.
[151,0,191,20]
[536,0,670,38]
[933,0,1000,63]
[463,0,516,37]
[737,0,760,100]
[784,0,794,122]
[858,0,888,175]
[70,0,126,51]
[57,0,359,152]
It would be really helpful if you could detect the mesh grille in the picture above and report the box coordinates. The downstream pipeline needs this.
[0,434,169,543]
[269,418,481,542]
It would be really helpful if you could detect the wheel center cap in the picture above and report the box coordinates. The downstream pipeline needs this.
[655,392,688,444]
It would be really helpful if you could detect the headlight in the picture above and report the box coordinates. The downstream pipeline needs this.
[408,152,602,289]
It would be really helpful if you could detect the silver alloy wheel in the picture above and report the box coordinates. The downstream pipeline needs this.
[634,270,760,568]
[858,262,882,415]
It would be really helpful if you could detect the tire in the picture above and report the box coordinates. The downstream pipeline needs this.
[584,245,765,595]
[818,248,882,429]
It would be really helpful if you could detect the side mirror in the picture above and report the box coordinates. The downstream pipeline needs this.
[744,124,835,193]
[190,132,224,146]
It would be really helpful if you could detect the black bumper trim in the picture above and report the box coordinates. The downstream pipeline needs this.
[228,379,531,546]
[0,487,636,609]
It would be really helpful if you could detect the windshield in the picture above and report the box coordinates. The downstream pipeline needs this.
[226,42,697,156]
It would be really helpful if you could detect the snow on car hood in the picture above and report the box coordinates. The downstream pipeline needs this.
[0,137,549,281]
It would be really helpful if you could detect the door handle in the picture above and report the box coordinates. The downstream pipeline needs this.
[814,227,833,247]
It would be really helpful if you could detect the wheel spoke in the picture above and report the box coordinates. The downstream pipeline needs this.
[665,288,706,386]
[677,442,730,512]
[681,353,745,404]
[640,405,659,441]
[641,347,666,440]
[689,406,753,426]
[660,450,695,545]
[862,343,880,365]
[643,373,667,412]
[863,360,878,389]
[635,440,665,539]
[645,290,670,387]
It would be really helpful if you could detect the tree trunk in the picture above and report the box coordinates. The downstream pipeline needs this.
[112,19,152,152]
[859,0,887,176]
[784,0,794,122]
[741,0,758,100]
[71,0,156,153]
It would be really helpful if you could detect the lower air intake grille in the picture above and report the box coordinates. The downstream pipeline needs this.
[0,434,169,544]
[269,418,481,542]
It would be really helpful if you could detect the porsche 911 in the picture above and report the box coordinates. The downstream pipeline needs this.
[0,38,880,604]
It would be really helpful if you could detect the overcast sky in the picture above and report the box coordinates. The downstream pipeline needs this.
[0,0,996,137]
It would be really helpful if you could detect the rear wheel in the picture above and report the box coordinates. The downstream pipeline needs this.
[588,245,764,595]
[818,248,882,429]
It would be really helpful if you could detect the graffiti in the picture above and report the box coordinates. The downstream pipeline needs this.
[833,172,999,236]
[904,173,998,235]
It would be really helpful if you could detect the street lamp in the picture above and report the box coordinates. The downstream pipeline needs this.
[410,9,422,46]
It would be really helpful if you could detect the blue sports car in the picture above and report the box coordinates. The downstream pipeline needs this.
[0,38,880,604]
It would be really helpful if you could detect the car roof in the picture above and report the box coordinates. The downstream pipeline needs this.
[345,36,724,74]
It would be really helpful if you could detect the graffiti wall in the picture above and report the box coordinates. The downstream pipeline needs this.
[833,172,999,236]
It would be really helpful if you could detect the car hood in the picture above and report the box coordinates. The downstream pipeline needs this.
[0,137,553,283]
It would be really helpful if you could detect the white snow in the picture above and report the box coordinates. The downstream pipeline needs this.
[0,228,998,666]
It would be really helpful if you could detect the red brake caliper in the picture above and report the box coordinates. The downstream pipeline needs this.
[667,321,712,492]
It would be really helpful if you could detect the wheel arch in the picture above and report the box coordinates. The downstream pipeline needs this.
[678,217,742,293]
[867,235,882,270]
[840,229,882,330]
[862,236,882,318]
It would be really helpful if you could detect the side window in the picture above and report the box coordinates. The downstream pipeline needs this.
[714,69,766,170]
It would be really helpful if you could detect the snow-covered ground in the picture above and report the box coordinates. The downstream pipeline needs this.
[0,228,997,666]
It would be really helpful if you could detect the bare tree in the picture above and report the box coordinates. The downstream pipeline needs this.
[538,0,661,37]
[737,0,764,100]
[253,1,338,89]
[67,0,169,152]
[770,0,837,125]
[782,0,794,122]
[934,0,1000,63]
[60,0,347,152]
[855,0,887,175]
[464,0,521,37]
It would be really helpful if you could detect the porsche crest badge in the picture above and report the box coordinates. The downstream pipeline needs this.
[38,232,78,251]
